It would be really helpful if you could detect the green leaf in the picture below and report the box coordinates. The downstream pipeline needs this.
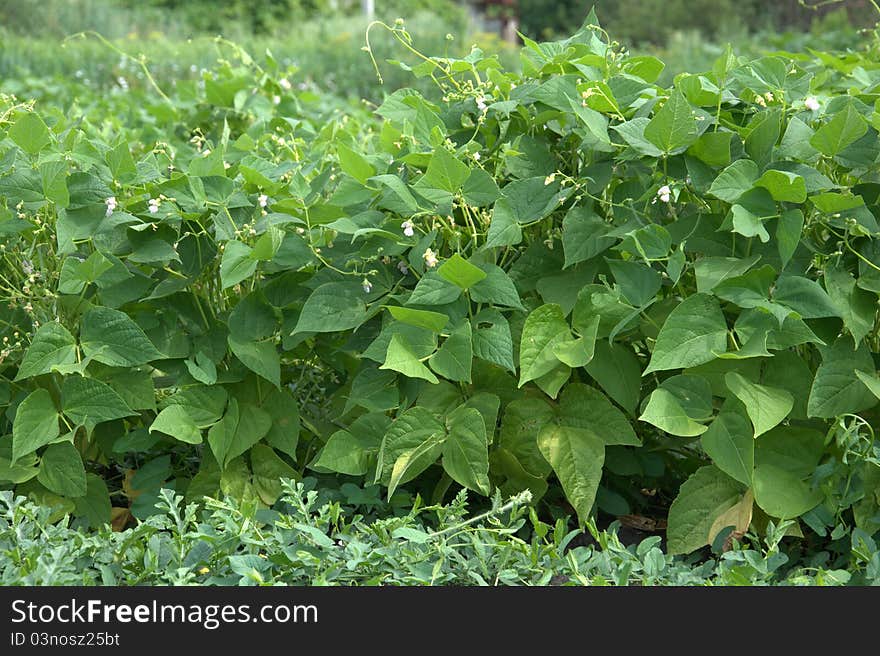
[667,465,743,555]
[15,322,77,381]
[163,385,227,428]
[40,160,69,207]
[12,389,59,463]
[220,240,257,289]
[753,464,822,518]
[518,304,571,386]
[9,111,51,154]
[498,399,553,477]
[292,282,368,334]
[708,159,759,203]
[772,275,839,319]
[442,406,490,495]
[380,333,439,383]
[776,209,803,269]
[37,442,86,497]
[724,372,793,437]
[406,272,462,306]
[537,423,605,525]
[469,264,524,309]
[644,91,706,154]
[825,264,875,346]
[385,306,448,332]
[638,389,708,437]
[687,131,732,167]
[561,205,615,268]
[428,320,472,383]
[387,431,445,499]
[807,338,878,418]
[755,425,825,479]
[557,383,639,446]
[730,204,770,243]
[754,170,806,203]
[810,103,868,157]
[585,342,642,416]
[436,253,487,290]
[61,376,135,428]
[251,226,284,261]
[149,405,202,444]
[207,399,272,470]
[484,198,523,248]
[694,255,761,293]
[185,351,218,385]
[74,474,111,528]
[700,407,754,485]
[855,370,880,400]
[611,118,664,157]
[645,294,728,374]
[251,444,298,505]
[376,407,445,485]
[80,307,163,367]
[337,142,376,185]
[228,336,281,388]
[423,146,470,193]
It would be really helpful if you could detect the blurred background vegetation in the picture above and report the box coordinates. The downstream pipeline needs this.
[0,0,876,102]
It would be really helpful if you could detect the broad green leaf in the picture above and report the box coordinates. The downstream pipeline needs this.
[694,255,761,293]
[730,204,769,242]
[261,387,301,458]
[406,272,461,305]
[207,399,272,470]
[40,160,69,207]
[753,464,822,518]
[825,264,875,346]
[423,146,470,193]
[251,226,284,261]
[772,275,839,319]
[80,307,163,367]
[472,309,515,372]
[855,370,880,400]
[644,91,705,153]
[428,320,472,383]
[810,104,868,156]
[9,111,51,154]
[700,407,754,485]
[376,407,445,485]
[584,341,642,416]
[754,170,806,203]
[74,474,111,528]
[12,389,60,463]
[724,372,793,437]
[557,383,639,446]
[436,253,486,290]
[292,282,368,334]
[607,259,662,307]
[385,306,448,332]
[311,414,387,476]
[687,131,732,167]
[337,143,376,185]
[537,424,605,525]
[61,375,135,426]
[15,322,77,381]
[185,351,218,385]
[228,336,281,388]
[639,389,708,437]
[659,374,714,421]
[561,205,615,268]
[163,385,227,428]
[552,334,595,368]
[498,398,553,477]
[708,159,759,203]
[807,338,878,418]
[387,431,445,499]
[220,240,257,289]
[469,264,524,309]
[484,198,523,248]
[644,294,728,374]
[639,388,706,437]
[442,406,490,495]
[149,405,202,444]
[250,444,298,505]
[611,117,664,157]
[755,425,825,479]
[667,465,743,555]
[518,304,571,386]
[37,442,87,497]
[776,209,803,268]
[381,333,439,383]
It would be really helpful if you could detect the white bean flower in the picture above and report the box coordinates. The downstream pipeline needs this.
[148,198,160,214]
[401,220,415,237]
[657,185,671,204]
[423,248,438,268]
[804,96,820,111]
[105,196,117,217]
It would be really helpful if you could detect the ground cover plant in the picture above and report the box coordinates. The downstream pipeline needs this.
[1,7,879,578]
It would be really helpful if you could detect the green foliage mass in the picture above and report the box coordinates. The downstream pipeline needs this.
[1,11,880,558]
